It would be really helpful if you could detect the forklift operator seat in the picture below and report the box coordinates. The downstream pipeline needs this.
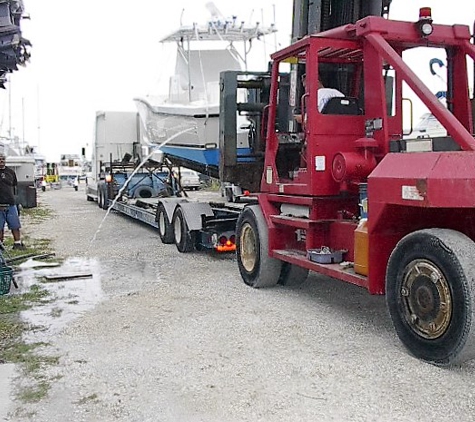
[321,96,361,115]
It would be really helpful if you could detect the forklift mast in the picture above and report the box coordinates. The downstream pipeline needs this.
[291,0,391,41]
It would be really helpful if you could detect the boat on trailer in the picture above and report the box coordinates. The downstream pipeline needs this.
[133,5,277,175]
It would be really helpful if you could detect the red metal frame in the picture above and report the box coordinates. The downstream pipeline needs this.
[258,15,475,294]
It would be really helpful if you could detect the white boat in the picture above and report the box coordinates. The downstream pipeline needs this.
[411,112,447,139]
[133,4,277,169]
[57,153,85,182]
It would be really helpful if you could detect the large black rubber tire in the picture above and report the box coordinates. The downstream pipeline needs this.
[97,186,104,209]
[386,228,475,366]
[278,263,309,287]
[236,205,282,288]
[101,185,109,210]
[172,206,195,253]
[156,203,174,244]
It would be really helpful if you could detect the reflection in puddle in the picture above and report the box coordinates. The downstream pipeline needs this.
[13,257,103,343]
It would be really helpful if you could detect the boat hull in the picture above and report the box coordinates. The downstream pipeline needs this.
[134,98,250,172]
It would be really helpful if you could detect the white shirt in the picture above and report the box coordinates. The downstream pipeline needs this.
[318,88,345,112]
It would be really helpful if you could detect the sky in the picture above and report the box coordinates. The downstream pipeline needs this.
[1,0,474,162]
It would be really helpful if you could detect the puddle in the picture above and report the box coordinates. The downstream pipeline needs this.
[12,257,104,343]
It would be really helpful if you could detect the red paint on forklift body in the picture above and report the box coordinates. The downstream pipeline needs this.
[258,14,475,294]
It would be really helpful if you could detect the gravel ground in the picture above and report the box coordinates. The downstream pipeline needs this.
[4,184,475,421]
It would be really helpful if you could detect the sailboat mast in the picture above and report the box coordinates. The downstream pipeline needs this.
[8,76,12,142]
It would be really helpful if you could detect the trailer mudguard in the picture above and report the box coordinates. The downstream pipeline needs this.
[157,198,189,223]
[175,202,215,231]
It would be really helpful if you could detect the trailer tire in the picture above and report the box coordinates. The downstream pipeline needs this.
[386,228,475,366]
[236,205,281,288]
[278,263,309,287]
[133,186,156,199]
[157,203,174,244]
[172,206,196,253]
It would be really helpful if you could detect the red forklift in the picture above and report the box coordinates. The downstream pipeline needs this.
[227,7,475,365]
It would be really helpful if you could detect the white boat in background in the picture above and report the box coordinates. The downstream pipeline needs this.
[0,140,44,207]
[57,153,85,182]
[134,3,277,169]
[411,111,447,139]
[0,140,45,181]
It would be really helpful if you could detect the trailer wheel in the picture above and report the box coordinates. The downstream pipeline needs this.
[172,206,195,253]
[386,229,475,366]
[236,205,281,288]
[157,203,174,244]
[279,263,309,287]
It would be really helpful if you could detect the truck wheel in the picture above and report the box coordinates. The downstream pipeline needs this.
[278,263,309,287]
[172,206,195,253]
[386,228,475,366]
[101,185,109,210]
[236,205,281,288]
[157,203,174,244]
[97,187,103,209]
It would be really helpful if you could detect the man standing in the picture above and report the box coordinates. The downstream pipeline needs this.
[0,153,26,250]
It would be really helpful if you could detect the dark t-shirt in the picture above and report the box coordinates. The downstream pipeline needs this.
[0,166,17,205]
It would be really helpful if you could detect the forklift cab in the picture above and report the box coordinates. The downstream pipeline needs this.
[264,35,370,197]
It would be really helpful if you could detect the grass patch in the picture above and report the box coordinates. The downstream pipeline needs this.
[21,205,54,224]
[0,285,51,314]
[0,201,63,405]
[17,381,50,403]
[0,283,60,402]
[75,393,99,405]
[206,179,221,191]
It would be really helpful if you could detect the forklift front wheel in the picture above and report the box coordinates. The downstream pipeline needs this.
[386,228,475,366]
[236,205,281,288]
[172,206,195,253]
[157,203,174,244]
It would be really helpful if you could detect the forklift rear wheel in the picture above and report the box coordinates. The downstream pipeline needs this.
[236,205,282,288]
[278,263,309,287]
[386,228,475,366]
[172,206,195,253]
[157,204,174,244]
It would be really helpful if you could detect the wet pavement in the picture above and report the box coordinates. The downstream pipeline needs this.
[14,257,104,343]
